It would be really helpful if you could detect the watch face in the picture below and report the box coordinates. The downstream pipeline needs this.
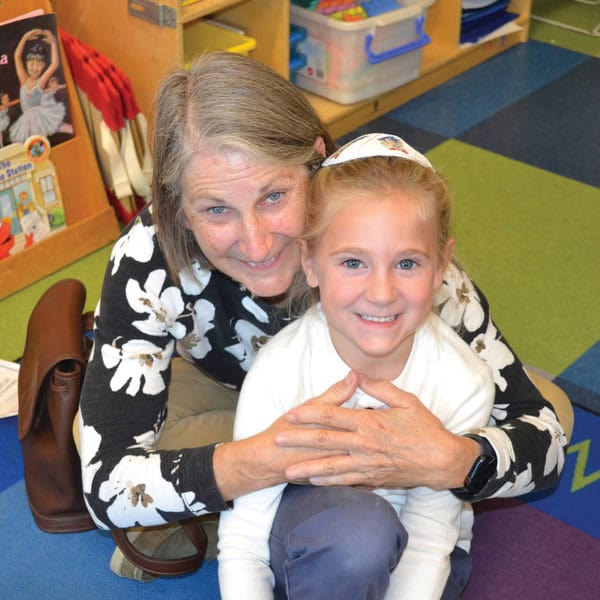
[464,454,497,493]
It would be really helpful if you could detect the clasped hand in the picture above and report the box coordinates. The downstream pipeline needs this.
[276,371,475,491]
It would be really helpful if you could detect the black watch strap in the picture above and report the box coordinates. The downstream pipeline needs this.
[450,434,497,501]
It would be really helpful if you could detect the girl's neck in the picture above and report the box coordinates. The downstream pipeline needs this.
[332,331,415,382]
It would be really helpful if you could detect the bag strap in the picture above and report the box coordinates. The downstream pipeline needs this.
[18,279,87,440]
[111,519,208,577]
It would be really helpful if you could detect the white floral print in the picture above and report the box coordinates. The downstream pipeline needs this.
[110,217,155,275]
[470,321,514,391]
[435,262,485,332]
[242,296,270,323]
[225,319,270,371]
[100,453,193,528]
[185,298,216,359]
[127,269,186,338]
[180,262,212,295]
[520,406,567,476]
[101,338,173,396]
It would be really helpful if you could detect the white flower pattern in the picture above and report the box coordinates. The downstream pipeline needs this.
[520,407,567,476]
[470,321,514,392]
[101,338,173,396]
[435,263,485,332]
[127,269,186,338]
[225,319,270,371]
[110,217,155,275]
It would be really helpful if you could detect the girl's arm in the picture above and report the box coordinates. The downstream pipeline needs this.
[13,29,41,85]
[38,30,60,90]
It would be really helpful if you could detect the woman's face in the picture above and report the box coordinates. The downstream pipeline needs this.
[181,149,309,298]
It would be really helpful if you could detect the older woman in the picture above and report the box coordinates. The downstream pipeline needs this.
[78,52,570,589]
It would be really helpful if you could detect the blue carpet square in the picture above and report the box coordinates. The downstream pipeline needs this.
[459,57,600,187]
[384,40,590,138]
[559,340,600,395]
[522,405,600,539]
[0,415,22,492]
[0,481,221,599]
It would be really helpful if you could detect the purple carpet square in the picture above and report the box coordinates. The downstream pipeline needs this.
[464,499,600,599]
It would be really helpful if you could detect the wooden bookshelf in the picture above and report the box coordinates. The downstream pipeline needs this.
[51,1,531,139]
[0,0,120,299]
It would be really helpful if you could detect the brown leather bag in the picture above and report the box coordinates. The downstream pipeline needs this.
[18,278,95,533]
[18,279,207,575]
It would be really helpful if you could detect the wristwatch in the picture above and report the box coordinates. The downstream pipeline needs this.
[450,434,497,501]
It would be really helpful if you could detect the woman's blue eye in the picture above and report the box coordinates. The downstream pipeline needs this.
[343,258,363,269]
[398,259,417,270]
[265,191,283,203]
[207,206,227,215]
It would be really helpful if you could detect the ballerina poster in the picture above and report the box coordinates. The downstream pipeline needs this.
[0,12,74,149]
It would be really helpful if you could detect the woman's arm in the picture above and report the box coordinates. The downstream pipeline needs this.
[276,266,568,499]
[79,214,230,529]
[80,211,354,528]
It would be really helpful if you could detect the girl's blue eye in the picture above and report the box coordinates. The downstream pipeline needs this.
[343,258,363,269]
[398,259,417,270]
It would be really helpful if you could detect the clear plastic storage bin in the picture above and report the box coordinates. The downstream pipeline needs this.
[290,0,434,105]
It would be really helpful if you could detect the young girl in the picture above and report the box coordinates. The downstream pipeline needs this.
[218,133,495,599]
[9,29,70,144]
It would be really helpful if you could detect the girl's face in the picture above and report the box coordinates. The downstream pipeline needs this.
[26,57,46,79]
[181,149,309,298]
[302,190,453,379]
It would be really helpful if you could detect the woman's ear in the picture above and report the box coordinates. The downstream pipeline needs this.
[313,136,327,158]
[435,238,455,289]
[300,241,319,288]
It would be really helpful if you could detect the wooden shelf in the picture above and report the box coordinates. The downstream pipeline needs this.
[52,1,531,138]
[0,0,120,300]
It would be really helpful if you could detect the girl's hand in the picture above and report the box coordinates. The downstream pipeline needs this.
[42,30,56,44]
[212,373,359,501]
[26,29,44,40]
[276,374,480,491]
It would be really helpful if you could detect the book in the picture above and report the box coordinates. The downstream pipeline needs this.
[0,134,67,257]
[0,12,74,149]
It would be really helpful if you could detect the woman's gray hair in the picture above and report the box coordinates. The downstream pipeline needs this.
[151,51,336,282]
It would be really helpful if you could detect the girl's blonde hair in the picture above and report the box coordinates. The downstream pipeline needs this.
[289,156,453,313]
[152,51,336,283]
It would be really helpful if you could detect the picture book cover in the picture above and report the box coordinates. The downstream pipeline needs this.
[0,12,74,149]
[0,134,67,259]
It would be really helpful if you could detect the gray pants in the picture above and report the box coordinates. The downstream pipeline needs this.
[269,484,472,600]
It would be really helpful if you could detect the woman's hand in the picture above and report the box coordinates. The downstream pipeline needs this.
[276,374,480,491]
[212,373,359,502]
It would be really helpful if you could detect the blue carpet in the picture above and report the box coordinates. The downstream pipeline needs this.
[459,58,600,188]
[384,41,590,138]
[0,476,220,599]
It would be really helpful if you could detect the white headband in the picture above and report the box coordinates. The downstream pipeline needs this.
[322,133,433,169]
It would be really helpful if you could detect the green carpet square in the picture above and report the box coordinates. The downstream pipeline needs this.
[0,244,112,362]
[428,140,600,375]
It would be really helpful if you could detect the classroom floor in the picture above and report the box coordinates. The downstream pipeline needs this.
[1,9,599,598]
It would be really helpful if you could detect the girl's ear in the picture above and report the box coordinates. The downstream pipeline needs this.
[313,136,327,158]
[435,238,455,289]
[300,241,319,288]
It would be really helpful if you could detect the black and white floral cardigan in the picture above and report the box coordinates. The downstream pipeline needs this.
[79,206,567,530]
